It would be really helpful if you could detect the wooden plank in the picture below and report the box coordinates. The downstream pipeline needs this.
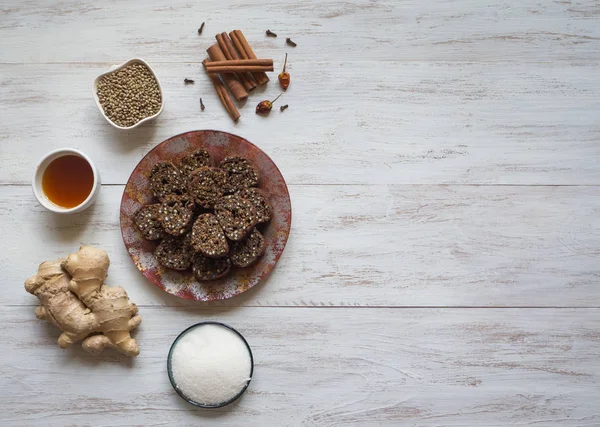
[1,61,599,185]
[1,307,598,426]
[1,0,599,63]
[5,185,599,307]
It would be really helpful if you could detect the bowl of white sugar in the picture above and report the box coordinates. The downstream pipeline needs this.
[167,322,254,408]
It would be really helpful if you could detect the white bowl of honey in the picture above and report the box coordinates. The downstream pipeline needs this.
[32,148,100,214]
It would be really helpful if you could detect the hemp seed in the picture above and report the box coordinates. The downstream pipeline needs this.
[96,62,162,127]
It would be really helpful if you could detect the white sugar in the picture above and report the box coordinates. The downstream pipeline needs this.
[171,324,252,406]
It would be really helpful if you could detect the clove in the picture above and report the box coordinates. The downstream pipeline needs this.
[198,22,205,35]
[280,104,289,112]
[286,37,297,47]
[266,29,277,37]
[184,78,195,84]
[199,97,205,111]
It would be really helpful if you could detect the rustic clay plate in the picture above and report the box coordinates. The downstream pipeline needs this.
[120,130,291,301]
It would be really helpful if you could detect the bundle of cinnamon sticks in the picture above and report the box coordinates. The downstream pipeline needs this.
[204,30,273,121]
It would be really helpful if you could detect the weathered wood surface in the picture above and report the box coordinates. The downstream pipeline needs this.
[4,185,599,308]
[1,61,599,185]
[1,0,599,425]
[1,0,600,63]
[1,307,599,427]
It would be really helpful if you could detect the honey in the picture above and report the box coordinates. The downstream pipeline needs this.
[42,155,94,208]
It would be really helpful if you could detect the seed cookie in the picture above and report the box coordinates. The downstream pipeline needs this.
[214,194,258,241]
[155,235,193,271]
[134,204,164,241]
[158,194,195,237]
[191,213,229,258]
[187,167,227,209]
[230,228,266,268]
[149,162,187,201]
[236,187,271,224]
[219,156,259,193]
[192,253,232,281]
[180,149,214,180]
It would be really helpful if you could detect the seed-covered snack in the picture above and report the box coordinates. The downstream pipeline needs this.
[179,149,214,180]
[142,150,274,278]
[155,235,193,271]
[96,62,162,128]
[191,214,229,258]
[150,162,187,202]
[219,156,259,193]
[158,194,195,237]
[236,187,271,223]
[192,253,232,281]
[133,204,164,241]
[214,194,257,241]
[187,167,227,209]
[230,228,266,268]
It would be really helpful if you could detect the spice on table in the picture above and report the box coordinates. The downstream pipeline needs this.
[96,62,161,128]
[280,104,288,112]
[198,22,205,35]
[278,53,290,90]
[230,29,270,86]
[256,93,282,114]
[286,37,297,47]
[266,29,277,37]
[216,32,257,91]
[25,246,141,357]
[170,323,252,406]
[184,78,195,84]
[199,97,205,111]
[206,45,248,101]
[204,58,274,74]
[204,59,240,122]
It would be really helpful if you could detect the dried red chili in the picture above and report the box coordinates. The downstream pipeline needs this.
[278,53,290,90]
[256,93,283,114]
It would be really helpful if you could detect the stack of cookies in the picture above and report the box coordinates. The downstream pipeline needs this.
[133,149,272,281]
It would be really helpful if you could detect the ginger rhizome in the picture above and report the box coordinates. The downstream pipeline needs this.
[25,246,141,357]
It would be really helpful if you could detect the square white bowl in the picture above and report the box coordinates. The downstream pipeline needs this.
[92,58,164,130]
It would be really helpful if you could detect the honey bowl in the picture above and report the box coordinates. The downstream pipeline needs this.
[32,148,101,214]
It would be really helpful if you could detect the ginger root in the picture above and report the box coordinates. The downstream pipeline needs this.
[25,246,141,357]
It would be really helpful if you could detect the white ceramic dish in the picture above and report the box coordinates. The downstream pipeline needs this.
[92,58,164,130]
[32,148,101,214]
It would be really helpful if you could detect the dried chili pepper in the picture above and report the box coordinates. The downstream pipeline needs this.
[256,93,283,114]
[278,53,290,90]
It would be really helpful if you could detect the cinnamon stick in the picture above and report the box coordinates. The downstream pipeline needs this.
[230,30,270,86]
[204,59,240,122]
[205,59,273,67]
[206,45,248,102]
[217,32,257,91]
[205,65,274,73]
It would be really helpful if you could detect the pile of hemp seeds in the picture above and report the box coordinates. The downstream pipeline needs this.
[96,62,162,128]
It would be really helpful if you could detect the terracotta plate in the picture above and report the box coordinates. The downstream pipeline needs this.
[120,130,291,301]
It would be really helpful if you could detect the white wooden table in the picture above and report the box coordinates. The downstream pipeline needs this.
[1,1,599,425]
